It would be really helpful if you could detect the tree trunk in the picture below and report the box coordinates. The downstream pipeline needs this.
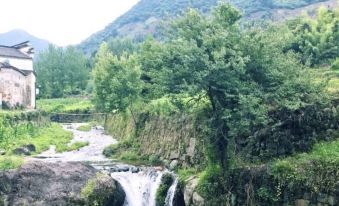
[128,101,137,128]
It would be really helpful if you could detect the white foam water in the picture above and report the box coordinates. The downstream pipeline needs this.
[110,169,164,206]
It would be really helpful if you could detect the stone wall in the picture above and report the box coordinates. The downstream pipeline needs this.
[181,165,338,206]
[226,166,338,206]
[105,113,205,168]
[0,68,35,109]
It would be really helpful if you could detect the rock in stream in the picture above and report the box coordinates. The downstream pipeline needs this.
[0,161,125,206]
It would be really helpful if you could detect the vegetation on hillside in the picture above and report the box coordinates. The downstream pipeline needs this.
[288,6,339,66]
[78,0,329,55]
[95,3,338,204]
[35,45,90,98]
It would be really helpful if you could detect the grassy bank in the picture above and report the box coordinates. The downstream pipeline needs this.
[271,138,339,194]
[37,97,93,113]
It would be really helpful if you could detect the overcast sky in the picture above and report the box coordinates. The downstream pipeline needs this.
[0,0,140,46]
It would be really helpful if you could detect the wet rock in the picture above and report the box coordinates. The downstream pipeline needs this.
[184,176,205,206]
[95,126,105,130]
[170,151,180,160]
[295,199,310,206]
[130,166,139,173]
[169,160,179,170]
[12,144,36,156]
[109,165,133,173]
[0,161,125,206]
[25,144,36,152]
[154,166,164,171]
[173,182,186,206]
[12,147,30,155]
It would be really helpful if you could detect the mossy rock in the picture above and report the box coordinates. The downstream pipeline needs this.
[81,173,126,206]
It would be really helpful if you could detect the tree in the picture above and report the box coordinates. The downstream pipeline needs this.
[288,7,339,66]
[107,38,138,57]
[35,45,89,98]
[93,43,142,122]
[139,3,324,168]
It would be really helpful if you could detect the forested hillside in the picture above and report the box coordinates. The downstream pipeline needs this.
[78,0,335,55]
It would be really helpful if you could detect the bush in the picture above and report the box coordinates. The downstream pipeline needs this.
[37,98,93,114]
[331,58,339,70]
[146,97,178,116]
[197,165,228,204]
[156,173,174,206]
[271,140,339,194]
[148,155,162,165]
[0,156,23,170]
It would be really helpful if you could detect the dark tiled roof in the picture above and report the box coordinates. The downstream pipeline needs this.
[0,62,35,76]
[0,45,32,59]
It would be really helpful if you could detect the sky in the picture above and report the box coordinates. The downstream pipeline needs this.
[0,0,140,46]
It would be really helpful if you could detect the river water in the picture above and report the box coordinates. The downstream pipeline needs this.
[34,123,177,206]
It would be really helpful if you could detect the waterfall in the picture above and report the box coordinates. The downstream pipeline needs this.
[110,169,164,206]
[165,175,178,206]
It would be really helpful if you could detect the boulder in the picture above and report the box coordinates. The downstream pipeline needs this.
[184,176,205,206]
[0,161,125,206]
[170,151,180,160]
[12,144,36,156]
[12,147,30,155]
[169,160,179,170]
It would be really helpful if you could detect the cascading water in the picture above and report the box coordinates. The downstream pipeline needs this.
[36,123,178,206]
[165,175,178,206]
[110,168,163,206]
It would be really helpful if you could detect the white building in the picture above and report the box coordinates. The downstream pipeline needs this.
[0,41,36,109]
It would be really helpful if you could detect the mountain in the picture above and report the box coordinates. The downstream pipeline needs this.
[0,29,50,57]
[78,0,338,55]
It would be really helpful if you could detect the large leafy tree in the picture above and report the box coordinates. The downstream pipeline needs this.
[35,45,89,98]
[93,43,142,118]
[139,3,323,167]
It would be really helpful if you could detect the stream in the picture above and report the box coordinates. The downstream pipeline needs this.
[34,123,178,206]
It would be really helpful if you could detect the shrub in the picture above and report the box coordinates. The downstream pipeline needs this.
[0,156,24,170]
[156,173,174,206]
[331,58,339,70]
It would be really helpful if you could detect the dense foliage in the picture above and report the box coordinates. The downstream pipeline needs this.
[35,45,90,98]
[36,98,93,114]
[95,3,327,166]
[288,6,339,66]
[94,4,338,204]
[93,43,142,115]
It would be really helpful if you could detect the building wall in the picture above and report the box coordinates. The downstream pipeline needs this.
[0,57,33,71]
[26,73,36,109]
[0,68,35,109]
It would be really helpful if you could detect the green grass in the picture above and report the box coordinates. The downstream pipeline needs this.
[11,123,74,154]
[309,68,339,94]
[1,123,73,155]
[77,124,92,132]
[177,168,198,182]
[57,141,90,152]
[0,156,24,170]
[273,139,339,166]
[271,138,339,193]
[36,97,93,113]
[103,139,152,165]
